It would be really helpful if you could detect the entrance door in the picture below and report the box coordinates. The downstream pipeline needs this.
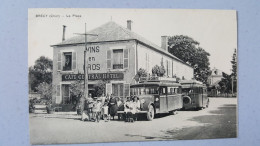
[62,84,70,104]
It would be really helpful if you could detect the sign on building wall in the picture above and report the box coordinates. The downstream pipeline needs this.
[62,73,124,81]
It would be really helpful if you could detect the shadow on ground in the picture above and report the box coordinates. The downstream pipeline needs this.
[124,104,237,140]
[164,104,237,140]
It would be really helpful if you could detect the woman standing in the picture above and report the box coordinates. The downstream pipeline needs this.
[109,94,118,120]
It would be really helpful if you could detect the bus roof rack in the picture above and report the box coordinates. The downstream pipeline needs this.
[139,76,177,83]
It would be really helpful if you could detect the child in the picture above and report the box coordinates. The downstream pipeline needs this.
[102,100,109,122]
[92,97,102,122]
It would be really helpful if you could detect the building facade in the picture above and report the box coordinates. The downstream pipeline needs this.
[51,21,193,105]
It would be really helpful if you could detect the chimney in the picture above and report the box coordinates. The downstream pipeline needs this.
[127,20,132,30]
[161,36,168,51]
[62,25,66,41]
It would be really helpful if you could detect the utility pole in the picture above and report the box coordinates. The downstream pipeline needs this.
[74,23,98,99]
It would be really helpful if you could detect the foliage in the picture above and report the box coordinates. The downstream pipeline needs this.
[230,49,237,93]
[152,58,166,77]
[134,68,148,81]
[137,68,148,77]
[70,79,84,107]
[231,49,237,77]
[218,49,237,93]
[36,82,53,100]
[70,80,84,97]
[218,72,232,93]
[29,56,53,92]
[168,35,211,84]
[93,80,109,97]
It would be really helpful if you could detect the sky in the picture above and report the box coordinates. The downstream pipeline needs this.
[28,8,237,74]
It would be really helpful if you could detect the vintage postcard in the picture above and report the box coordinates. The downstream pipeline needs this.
[28,8,237,144]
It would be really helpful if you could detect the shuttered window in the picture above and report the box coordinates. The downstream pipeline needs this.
[107,50,112,69]
[106,83,112,95]
[57,52,61,71]
[124,83,130,97]
[123,48,129,69]
[72,52,77,70]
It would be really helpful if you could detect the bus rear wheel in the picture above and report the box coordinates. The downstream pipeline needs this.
[146,105,154,121]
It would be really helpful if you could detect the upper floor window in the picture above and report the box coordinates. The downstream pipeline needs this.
[63,52,72,71]
[57,51,77,71]
[107,48,128,70]
[113,49,123,69]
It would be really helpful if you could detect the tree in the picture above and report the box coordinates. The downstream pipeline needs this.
[168,35,211,84]
[231,49,237,77]
[70,79,85,111]
[134,68,148,81]
[218,72,232,94]
[152,57,166,77]
[36,82,53,100]
[230,48,237,93]
[29,56,53,92]
[93,80,110,97]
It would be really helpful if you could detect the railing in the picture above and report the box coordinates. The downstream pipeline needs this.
[139,76,177,82]
[113,64,123,69]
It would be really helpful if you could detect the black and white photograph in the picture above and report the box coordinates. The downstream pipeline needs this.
[28,8,237,145]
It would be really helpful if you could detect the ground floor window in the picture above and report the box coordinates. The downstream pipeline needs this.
[106,83,130,99]
[112,83,124,98]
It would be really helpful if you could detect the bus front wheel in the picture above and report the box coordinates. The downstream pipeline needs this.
[146,105,154,121]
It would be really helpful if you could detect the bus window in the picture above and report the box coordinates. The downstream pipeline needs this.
[160,87,167,95]
[178,87,182,94]
[167,87,174,95]
[148,87,159,94]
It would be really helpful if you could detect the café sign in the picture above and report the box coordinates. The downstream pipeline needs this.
[62,73,124,81]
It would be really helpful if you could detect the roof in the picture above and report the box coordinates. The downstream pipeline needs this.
[131,81,181,88]
[52,21,191,67]
[179,80,206,88]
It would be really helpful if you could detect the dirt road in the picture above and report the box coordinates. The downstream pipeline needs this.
[29,97,237,144]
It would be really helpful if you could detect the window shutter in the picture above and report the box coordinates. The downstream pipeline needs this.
[57,52,62,71]
[72,52,77,70]
[124,83,130,97]
[106,83,112,95]
[124,48,129,69]
[107,50,112,69]
[56,85,61,104]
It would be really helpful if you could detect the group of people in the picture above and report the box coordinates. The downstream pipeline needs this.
[81,93,141,123]
[124,96,141,122]
[81,93,119,122]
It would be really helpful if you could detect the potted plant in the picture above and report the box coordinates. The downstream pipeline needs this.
[46,102,54,114]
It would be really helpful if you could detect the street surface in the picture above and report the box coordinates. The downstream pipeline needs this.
[29,97,237,144]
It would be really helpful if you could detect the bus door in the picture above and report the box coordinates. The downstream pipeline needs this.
[159,87,168,113]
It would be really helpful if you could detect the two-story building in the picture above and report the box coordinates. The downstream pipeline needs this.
[51,20,194,105]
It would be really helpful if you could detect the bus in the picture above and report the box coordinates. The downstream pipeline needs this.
[118,77,183,121]
[179,80,209,110]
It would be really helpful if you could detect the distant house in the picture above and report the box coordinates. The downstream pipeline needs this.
[207,67,226,96]
[208,67,225,86]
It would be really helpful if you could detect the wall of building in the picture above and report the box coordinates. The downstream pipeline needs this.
[52,40,136,104]
[136,43,193,80]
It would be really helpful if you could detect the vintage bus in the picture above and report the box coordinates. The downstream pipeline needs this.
[179,80,209,110]
[118,78,183,121]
